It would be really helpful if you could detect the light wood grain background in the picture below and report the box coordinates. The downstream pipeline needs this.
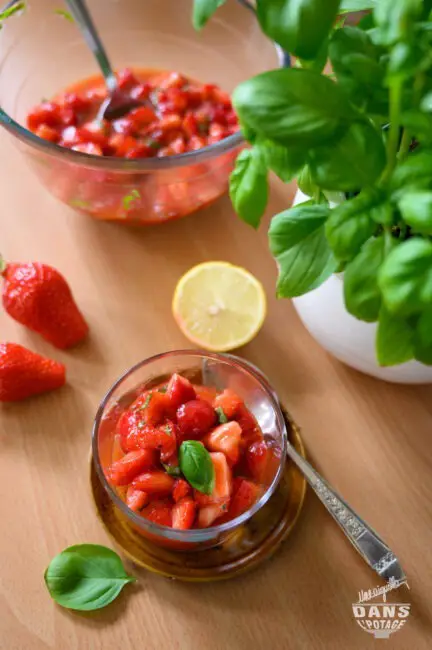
[1,124,431,650]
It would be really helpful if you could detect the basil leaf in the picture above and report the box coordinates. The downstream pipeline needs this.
[379,238,432,316]
[179,441,215,495]
[391,150,432,197]
[373,0,422,45]
[308,120,386,191]
[55,9,74,22]
[329,27,384,89]
[339,0,375,11]
[162,463,182,477]
[192,0,226,30]
[414,310,432,364]
[44,544,136,611]
[229,148,268,228]
[232,68,356,148]
[297,165,319,197]
[400,110,432,145]
[325,190,379,260]
[257,139,307,183]
[343,236,385,321]
[420,91,432,112]
[215,406,228,424]
[0,2,25,26]
[268,203,337,297]
[376,306,415,366]
[398,191,432,235]
[256,0,341,61]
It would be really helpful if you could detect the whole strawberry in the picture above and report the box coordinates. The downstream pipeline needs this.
[0,343,66,402]
[1,258,88,349]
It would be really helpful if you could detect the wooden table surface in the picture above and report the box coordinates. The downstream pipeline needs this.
[1,125,432,649]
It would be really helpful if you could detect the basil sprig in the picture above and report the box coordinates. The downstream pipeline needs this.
[45,544,135,611]
[179,441,214,495]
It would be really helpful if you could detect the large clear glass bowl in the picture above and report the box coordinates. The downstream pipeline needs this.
[92,350,288,550]
[0,0,281,224]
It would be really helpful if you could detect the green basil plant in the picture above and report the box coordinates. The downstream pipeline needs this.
[193,0,432,367]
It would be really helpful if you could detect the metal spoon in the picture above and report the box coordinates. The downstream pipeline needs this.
[202,355,408,587]
[64,0,147,121]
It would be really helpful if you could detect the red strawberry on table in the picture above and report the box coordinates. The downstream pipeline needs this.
[1,256,88,349]
[0,342,66,402]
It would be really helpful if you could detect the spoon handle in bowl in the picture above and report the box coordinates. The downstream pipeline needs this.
[64,0,118,92]
[286,442,408,585]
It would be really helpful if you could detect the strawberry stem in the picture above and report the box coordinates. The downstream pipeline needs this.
[0,255,6,276]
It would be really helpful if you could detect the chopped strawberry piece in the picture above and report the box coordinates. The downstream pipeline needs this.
[197,501,228,528]
[173,478,192,503]
[35,124,60,143]
[140,500,172,527]
[106,449,156,486]
[228,479,260,519]
[126,486,148,512]
[72,142,103,156]
[117,68,139,90]
[195,451,232,509]
[128,106,157,127]
[118,418,176,461]
[79,120,109,146]
[194,385,217,404]
[213,389,243,419]
[130,83,151,101]
[27,102,62,130]
[166,373,196,409]
[246,440,269,482]
[132,470,175,495]
[172,497,197,529]
[203,421,242,466]
[176,399,216,439]
[235,404,263,445]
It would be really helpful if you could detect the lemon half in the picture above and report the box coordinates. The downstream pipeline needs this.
[172,262,267,352]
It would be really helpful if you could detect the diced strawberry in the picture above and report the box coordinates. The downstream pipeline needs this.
[61,92,92,113]
[169,136,186,154]
[194,385,217,404]
[173,478,192,502]
[72,142,103,155]
[130,83,151,101]
[182,113,198,138]
[60,126,80,147]
[172,497,197,529]
[106,449,156,486]
[166,373,196,409]
[130,390,168,426]
[126,486,149,512]
[132,471,175,495]
[203,422,242,467]
[128,106,157,127]
[197,501,228,528]
[176,399,216,439]
[79,120,109,147]
[208,122,226,143]
[210,452,232,500]
[125,144,154,158]
[117,68,139,90]
[27,102,62,130]
[228,479,260,519]
[60,107,76,127]
[246,440,269,482]
[112,117,136,136]
[35,124,60,143]
[140,500,172,527]
[159,72,187,90]
[188,135,206,151]
[119,421,176,461]
[235,404,263,445]
[108,133,139,157]
[213,389,243,419]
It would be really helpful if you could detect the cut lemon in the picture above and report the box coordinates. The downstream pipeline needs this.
[172,262,267,352]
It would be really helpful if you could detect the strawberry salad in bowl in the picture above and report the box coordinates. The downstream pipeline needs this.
[93,351,287,549]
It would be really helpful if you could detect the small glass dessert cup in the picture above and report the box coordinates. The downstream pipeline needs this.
[92,350,287,551]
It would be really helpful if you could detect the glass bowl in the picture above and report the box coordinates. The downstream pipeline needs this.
[0,0,281,224]
[92,350,288,550]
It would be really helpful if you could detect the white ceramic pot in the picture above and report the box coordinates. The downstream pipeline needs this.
[290,189,432,384]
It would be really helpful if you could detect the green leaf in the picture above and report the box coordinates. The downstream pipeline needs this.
[297,165,319,197]
[414,310,432,364]
[339,0,375,11]
[179,441,215,495]
[257,139,307,182]
[308,120,386,192]
[44,544,136,611]
[400,110,432,145]
[232,68,357,148]
[325,190,379,260]
[162,463,182,477]
[54,9,74,22]
[376,306,415,366]
[343,236,385,321]
[398,191,432,235]
[373,0,422,45]
[329,27,383,87]
[122,189,140,212]
[379,238,432,316]
[0,2,25,26]
[229,148,268,228]
[391,150,432,196]
[268,203,337,297]
[420,91,432,112]
[386,42,426,82]
[215,406,228,424]
[192,0,226,30]
[256,0,341,61]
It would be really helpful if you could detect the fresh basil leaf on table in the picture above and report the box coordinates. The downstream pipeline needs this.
[44,544,136,611]
[229,148,268,229]
[256,0,341,61]
[179,440,215,495]
[232,68,356,148]
[268,203,337,297]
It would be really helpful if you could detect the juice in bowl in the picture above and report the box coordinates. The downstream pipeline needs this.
[92,351,287,551]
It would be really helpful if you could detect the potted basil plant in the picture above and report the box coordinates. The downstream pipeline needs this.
[194,0,432,383]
